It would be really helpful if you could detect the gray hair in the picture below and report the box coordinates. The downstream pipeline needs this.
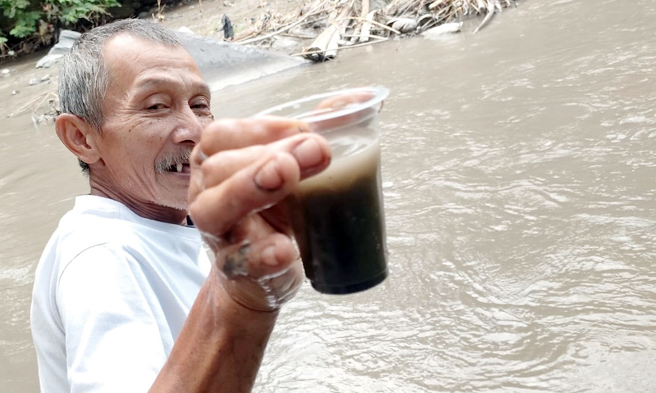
[58,19,182,171]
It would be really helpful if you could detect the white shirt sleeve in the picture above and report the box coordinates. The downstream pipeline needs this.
[57,244,169,393]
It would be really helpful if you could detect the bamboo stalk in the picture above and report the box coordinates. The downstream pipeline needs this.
[303,23,340,59]
[303,0,355,60]
[236,10,326,45]
[280,32,318,39]
[358,10,377,42]
[361,0,370,18]
[428,0,446,10]
[344,16,401,35]
[342,33,388,40]
[350,0,369,43]
[228,0,520,59]
[398,0,421,16]
[473,1,495,34]
[292,37,388,57]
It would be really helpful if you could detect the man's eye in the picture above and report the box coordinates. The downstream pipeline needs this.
[191,102,212,118]
[147,104,166,110]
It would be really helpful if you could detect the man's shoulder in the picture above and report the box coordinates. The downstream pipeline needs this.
[53,202,144,258]
[31,198,146,333]
[35,195,206,290]
[36,216,138,292]
[38,197,152,277]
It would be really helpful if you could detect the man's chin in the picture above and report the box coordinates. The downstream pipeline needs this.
[161,201,189,211]
[154,181,190,211]
[155,195,189,212]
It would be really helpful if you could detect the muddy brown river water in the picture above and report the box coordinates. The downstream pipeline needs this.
[2,0,656,391]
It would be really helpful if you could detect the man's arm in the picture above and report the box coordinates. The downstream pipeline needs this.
[150,117,331,392]
[150,270,277,392]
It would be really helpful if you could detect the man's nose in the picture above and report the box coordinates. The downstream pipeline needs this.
[172,105,204,144]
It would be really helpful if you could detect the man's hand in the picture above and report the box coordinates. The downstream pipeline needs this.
[151,117,331,393]
[187,117,331,312]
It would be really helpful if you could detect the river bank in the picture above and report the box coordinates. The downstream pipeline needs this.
[1,0,514,58]
[1,0,516,125]
[0,0,298,125]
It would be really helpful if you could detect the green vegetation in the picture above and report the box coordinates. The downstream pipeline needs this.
[0,0,120,55]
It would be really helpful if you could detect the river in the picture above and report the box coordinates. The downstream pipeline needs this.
[1,0,655,391]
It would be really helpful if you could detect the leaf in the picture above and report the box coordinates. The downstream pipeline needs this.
[1,0,31,16]
[9,10,41,38]
[11,0,30,9]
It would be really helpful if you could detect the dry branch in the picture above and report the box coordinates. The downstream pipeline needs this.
[236,9,325,45]
[7,91,57,119]
[359,10,378,42]
[234,0,521,60]
[292,37,388,57]
[303,0,355,61]
[345,16,401,35]
[473,0,496,34]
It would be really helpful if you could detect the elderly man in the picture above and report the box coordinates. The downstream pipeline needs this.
[30,19,331,393]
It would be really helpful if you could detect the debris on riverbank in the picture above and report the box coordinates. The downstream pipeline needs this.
[7,91,58,127]
[233,0,518,61]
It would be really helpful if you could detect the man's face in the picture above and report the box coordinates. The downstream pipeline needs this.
[90,34,213,214]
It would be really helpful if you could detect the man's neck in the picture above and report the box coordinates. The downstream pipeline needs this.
[89,185,188,225]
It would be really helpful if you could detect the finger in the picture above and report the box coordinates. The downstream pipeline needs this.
[188,133,330,205]
[200,117,310,156]
[222,198,292,240]
[258,204,292,236]
[200,133,331,190]
[215,233,304,311]
[310,91,378,133]
[219,233,298,279]
[190,151,300,236]
[224,214,275,245]
[188,143,208,204]
[314,90,375,111]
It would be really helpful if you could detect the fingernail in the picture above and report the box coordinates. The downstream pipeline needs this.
[261,245,278,266]
[293,138,324,169]
[255,157,283,191]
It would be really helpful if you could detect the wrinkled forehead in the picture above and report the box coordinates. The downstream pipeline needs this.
[98,33,210,117]
[102,33,202,84]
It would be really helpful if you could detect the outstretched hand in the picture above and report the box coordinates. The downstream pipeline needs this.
[187,117,331,312]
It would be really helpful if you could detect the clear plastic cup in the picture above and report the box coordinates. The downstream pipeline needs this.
[255,86,390,294]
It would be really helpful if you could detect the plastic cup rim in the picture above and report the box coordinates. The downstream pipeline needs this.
[253,86,390,125]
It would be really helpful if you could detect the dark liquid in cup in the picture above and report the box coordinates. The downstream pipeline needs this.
[287,139,388,294]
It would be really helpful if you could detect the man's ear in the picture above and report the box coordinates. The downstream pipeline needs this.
[55,114,101,166]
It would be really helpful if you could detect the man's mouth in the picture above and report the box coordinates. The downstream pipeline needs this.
[166,163,191,174]
[156,149,193,175]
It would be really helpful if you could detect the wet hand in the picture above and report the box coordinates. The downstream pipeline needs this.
[188,117,331,312]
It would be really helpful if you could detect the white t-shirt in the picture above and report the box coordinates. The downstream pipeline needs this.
[31,195,211,393]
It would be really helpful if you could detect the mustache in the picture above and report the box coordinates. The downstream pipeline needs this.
[155,149,192,174]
